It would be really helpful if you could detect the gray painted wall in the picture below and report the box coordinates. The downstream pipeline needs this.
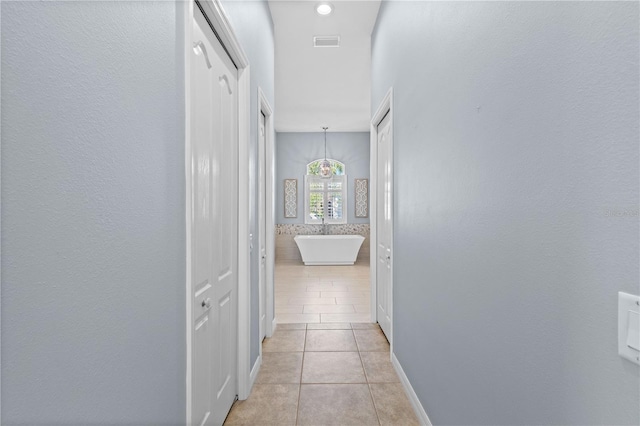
[276,132,370,224]
[372,2,639,425]
[221,0,275,371]
[1,1,186,424]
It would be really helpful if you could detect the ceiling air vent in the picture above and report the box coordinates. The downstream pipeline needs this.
[314,36,340,48]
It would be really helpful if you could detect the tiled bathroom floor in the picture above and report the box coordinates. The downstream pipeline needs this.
[275,261,371,323]
[223,323,420,425]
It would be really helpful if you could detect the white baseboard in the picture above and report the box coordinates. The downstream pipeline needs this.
[271,317,277,335]
[246,354,262,399]
[391,352,432,426]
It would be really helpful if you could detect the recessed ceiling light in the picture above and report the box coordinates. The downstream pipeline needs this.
[316,2,333,16]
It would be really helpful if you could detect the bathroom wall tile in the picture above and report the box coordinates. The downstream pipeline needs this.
[275,224,370,236]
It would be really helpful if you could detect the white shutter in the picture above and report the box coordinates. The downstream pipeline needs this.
[304,175,347,224]
[326,175,346,224]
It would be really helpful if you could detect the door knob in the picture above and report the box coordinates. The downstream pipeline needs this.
[202,298,211,309]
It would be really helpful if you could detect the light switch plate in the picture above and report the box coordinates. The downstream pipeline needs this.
[618,292,640,365]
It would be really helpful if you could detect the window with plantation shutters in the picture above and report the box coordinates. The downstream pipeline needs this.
[305,159,347,224]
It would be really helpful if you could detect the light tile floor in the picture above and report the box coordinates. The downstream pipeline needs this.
[275,261,371,324]
[224,323,420,426]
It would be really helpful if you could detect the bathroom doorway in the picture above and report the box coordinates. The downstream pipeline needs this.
[273,132,372,325]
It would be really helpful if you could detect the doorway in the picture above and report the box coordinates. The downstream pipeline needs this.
[258,88,275,342]
[273,130,372,324]
[370,89,394,345]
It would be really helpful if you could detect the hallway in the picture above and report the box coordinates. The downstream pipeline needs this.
[2,1,638,424]
[224,323,419,425]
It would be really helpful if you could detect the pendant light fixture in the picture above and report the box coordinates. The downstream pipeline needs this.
[319,127,332,179]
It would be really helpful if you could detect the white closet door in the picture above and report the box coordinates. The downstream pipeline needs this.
[259,112,267,341]
[376,112,392,340]
[191,5,239,425]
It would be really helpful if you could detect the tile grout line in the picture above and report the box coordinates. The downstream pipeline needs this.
[353,325,382,426]
[350,323,380,424]
[295,324,307,426]
[368,381,383,426]
[354,324,371,385]
[358,324,382,425]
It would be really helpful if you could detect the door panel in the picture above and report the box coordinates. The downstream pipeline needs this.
[192,11,215,423]
[259,112,267,341]
[192,5,238,425]
[376,112,392,340]
[212,26,237,422]
[193,311,212,426]
[216,291,232,399]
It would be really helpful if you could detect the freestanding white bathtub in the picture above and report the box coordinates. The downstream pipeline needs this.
[294,235,365,266]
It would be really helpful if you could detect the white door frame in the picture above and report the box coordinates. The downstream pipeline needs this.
[370,88,394,352]
[257,88,276,340]
[184,1,252,424]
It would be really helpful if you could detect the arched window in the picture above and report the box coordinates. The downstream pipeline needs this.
[305,159,347,224]
[306,159,345,176]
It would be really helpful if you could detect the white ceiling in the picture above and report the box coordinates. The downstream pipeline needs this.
[268,0,381,133]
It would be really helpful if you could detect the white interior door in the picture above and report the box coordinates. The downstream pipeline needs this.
[191,6,239,425]
[259,112,267,341]
[376,112,392,340]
